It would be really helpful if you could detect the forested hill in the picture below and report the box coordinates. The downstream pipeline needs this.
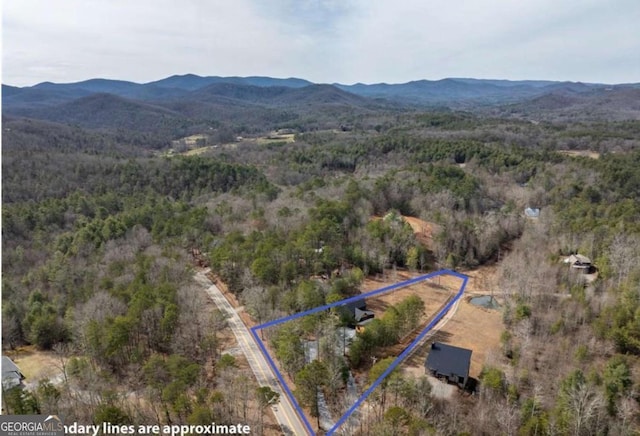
[7,93,187,133]
[4,75,639,134]
[2,81,388,133]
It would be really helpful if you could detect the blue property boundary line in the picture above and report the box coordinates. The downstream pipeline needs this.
[250,269,469,436]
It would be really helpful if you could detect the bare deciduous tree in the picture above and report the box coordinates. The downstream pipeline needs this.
[566,380,604,436]
[608,233,640,287]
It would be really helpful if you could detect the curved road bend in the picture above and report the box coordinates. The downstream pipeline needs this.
[194,270,309,436]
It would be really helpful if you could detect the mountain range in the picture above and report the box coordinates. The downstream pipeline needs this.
[3,74,639,132]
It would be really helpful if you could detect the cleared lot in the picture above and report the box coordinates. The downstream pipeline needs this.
[361,267,504,381]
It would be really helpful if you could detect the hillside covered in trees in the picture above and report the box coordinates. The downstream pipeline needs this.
[2,79,640,434]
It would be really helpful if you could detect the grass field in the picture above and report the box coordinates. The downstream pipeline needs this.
[256,133,295,145]
[557,149,601,159]
[5,346,62,387]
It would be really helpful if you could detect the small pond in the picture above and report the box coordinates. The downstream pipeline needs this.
[469,295,501,309]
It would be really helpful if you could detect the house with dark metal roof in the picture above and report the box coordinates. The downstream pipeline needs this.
[2,356,25,390]
[338,300,374,328]
[425,342,472,388]
[342,300,366,314]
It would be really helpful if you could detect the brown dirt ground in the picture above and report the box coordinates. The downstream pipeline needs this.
[443,264,500,298]
[402,299,503,380]
[402,216,439,251]
[360,265,504,381]
[370,215,439,251]
[364,278,452,315]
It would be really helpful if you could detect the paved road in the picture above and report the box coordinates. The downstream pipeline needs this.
[194,270,309,436]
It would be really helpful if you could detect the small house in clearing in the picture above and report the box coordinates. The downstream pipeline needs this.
[524,207,540,218]
[425,342,472,388]
[564,254,593,272]
[2,356,25,390]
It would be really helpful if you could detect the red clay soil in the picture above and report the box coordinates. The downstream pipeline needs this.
[402,216,439,251]
[370,215,439,251]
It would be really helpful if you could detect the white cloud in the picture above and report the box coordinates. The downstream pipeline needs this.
[2,0,639,85]
[335,0,640,83]
[3,0,308,84]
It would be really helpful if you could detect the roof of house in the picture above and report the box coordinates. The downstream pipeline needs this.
[2,356,22,376]
[356,318,376,328]
[564,254,592,266]
[341,300,367,314]
[2,356,25,386]
[425,342,472,377]
[354,307,375,323]
[524,207,540,218]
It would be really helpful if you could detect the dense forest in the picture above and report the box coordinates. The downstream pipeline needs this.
[2,82,640,435]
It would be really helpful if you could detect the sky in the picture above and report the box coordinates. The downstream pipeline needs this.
[2,0,639,87]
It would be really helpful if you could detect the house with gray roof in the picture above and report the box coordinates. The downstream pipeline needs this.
[524,207,540,218]
[2,356,25,390]
[425,342,472,388]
